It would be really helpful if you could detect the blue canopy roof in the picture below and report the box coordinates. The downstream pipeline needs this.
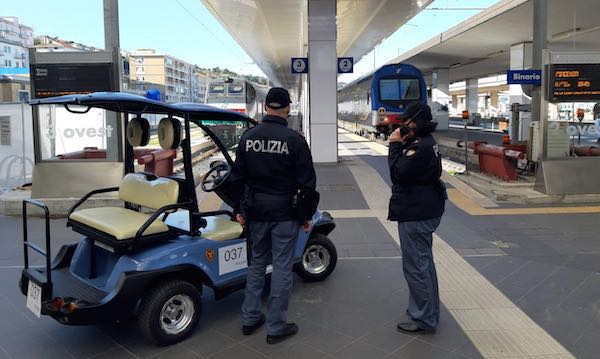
[29,92,174,114]
[29,93,256,124]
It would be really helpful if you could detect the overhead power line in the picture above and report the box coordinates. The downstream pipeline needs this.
[174,0,223,43]
[425,7,487,10]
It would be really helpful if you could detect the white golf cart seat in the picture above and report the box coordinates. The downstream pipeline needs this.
[68,116,186,250]
[68,173,179,241]
[163,210,243,241]
[201,216,243,241]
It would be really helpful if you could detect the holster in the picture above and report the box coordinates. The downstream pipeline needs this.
[293,189,320,223]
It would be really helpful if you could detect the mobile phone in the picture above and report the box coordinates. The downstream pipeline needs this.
[399,126,410,137]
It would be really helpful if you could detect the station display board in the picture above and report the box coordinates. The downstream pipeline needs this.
[31,63,115,98]
[548,63,600,102]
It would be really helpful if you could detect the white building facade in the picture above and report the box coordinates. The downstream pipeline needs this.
[129,49,196,103]
[0,17,33,68]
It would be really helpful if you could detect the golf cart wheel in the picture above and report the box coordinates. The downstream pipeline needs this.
[294,233,337,282]
[138,280,201,346]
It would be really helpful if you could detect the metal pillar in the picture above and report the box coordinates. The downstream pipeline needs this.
[104,0,120,52]
[308,0,338,164]
[432,68,450,130]
[103,0,122,162]
[465,78,478,125]
[531,0,548,160]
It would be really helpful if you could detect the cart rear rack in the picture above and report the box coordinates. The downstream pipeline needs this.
[22,199,53,300]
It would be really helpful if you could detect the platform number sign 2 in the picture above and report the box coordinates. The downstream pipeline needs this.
[338,57,353,74]
[291,57,308,74]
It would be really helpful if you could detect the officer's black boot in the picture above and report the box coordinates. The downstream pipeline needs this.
[266,323,298,344]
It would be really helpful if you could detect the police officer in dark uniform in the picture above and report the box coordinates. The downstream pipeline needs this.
[388,102,447,334]
[232,87,317,344]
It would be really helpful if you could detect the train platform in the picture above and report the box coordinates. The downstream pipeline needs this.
[429,129,600,205]
[0,128,599,359]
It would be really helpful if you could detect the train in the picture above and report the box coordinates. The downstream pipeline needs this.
[338,63,427,138]
[204,77,267,121]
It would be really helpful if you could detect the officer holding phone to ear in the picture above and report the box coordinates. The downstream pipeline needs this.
[388,102,447,334]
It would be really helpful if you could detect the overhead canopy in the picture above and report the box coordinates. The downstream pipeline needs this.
[30,92,253,122]
[30,92,174,114]
[200,0,432,88]
[387,0,600,84]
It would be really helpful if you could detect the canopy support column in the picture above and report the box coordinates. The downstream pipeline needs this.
[432,68,450,130]
[308,0,338,164]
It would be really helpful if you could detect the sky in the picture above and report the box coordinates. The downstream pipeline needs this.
[3,0,500,80]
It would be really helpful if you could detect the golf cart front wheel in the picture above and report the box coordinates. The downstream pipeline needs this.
[294,233,337,282]
[138,280,201,346]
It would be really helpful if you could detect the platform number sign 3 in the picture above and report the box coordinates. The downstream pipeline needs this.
[291,58,308,74]
[218,242,248,275]
[338,57,354,73]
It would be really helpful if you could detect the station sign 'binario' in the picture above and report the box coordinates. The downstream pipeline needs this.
[548,63,600,102]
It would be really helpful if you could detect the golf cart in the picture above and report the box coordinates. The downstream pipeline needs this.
[20,92,337,345]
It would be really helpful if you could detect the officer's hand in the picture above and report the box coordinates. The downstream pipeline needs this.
[236,214,246,227]
[389,128,403,143]
[389,128,411,144]
[302,220,312,232]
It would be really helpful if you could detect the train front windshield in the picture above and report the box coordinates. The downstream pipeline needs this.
[206,82,245,104]
[379,78,421,102]
[209,84,225,95]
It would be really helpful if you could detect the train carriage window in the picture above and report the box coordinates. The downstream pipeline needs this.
[209,84,225,94]
[228,84,244,95]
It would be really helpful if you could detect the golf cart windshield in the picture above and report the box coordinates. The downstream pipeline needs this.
[198,120,248,160]
[169,103,256,165]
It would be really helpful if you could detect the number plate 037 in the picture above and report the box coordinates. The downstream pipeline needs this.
[218,242,248,276]
[26,280,42,318]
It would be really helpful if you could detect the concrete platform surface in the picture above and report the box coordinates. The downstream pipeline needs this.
[0,129,598,358]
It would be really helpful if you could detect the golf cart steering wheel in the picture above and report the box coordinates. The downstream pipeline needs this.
[201,161,231,192]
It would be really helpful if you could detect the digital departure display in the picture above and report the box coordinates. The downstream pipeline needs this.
[31,63,115,98]
[548,63,600,102]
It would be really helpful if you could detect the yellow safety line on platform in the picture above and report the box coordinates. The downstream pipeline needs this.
[338,136,575,358]
[447,188,600,216]
[339,129,600,216]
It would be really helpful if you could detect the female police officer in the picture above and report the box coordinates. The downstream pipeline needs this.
[388,102,447,334]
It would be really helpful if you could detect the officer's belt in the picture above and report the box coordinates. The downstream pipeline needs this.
[253,192,294,201]
[392,183,437,192]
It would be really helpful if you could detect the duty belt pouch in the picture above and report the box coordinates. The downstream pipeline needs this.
[292,192,305,223]
[293,189,320,223]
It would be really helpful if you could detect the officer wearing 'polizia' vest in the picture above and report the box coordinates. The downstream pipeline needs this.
[232,87,317,344]
[388,102,447,335]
